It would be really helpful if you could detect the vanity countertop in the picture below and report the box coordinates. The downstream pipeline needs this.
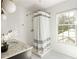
[1,40,33,59]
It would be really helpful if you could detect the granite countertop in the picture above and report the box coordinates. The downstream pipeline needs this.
[1,39,33,59]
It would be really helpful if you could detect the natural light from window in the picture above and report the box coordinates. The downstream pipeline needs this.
[57,9,77,46]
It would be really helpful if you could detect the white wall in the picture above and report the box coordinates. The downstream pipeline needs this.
[46,0,77,58]
[1,4,33,44]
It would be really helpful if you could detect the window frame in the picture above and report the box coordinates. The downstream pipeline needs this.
[56,9,77,46]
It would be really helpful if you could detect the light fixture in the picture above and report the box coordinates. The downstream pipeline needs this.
[2,0,16,13]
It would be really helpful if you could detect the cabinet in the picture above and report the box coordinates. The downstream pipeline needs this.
[32,11,51,57]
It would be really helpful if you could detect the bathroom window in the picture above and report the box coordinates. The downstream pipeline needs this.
[57,9,77,46]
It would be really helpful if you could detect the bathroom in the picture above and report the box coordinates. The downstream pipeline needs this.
[1,0,77,59]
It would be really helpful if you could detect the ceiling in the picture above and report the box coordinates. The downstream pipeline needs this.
[14,0,67,12]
